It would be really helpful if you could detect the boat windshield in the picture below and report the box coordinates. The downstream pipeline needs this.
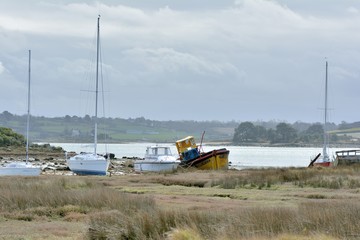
[149,147,171,156]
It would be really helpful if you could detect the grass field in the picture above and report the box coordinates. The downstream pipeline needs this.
[1,166,360,239]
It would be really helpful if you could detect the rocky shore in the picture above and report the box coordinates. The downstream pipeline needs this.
[0,145,139,175]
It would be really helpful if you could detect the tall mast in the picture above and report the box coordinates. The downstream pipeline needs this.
[26,50,31,163]
[323,60,329,161]
[94,15,100,155]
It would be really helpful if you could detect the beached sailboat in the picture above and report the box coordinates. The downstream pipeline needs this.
[0,50,42,176]
[134,146,180,172]
[66,16,110,175]
[310,60,332,167]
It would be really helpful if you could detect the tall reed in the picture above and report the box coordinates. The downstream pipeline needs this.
[87,199,360,239]
[0,176,155,220]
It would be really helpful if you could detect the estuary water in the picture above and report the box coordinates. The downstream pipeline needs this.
[50,142,355,170]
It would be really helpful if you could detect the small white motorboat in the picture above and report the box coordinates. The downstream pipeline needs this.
[134,146,180,172]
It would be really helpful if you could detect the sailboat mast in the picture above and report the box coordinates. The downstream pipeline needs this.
[323,60,329,161]
[26,50,31,163]
[94,16,101,155]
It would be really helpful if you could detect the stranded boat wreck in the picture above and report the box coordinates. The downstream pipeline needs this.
[334,149,360,166]
[176,136,229,170]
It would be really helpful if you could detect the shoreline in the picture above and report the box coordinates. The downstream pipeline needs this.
[0,145,139,175]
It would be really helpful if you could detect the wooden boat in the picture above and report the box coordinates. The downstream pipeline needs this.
[66,16,110,175]
[0,50,41,176]
[333,149,360,166]
[176,136,229,170]
[134,146,180,172]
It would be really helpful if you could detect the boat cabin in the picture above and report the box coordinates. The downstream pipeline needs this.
[175,136,200,161]
[146,146,172,157]
[176,136,197,153]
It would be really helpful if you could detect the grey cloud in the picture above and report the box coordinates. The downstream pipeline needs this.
[0,0,359,123]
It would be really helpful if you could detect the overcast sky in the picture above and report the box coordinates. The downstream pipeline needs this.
[0,0,359,123]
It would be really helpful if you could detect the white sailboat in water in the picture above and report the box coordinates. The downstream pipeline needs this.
[0,50,42,176]
[66,16,110,175]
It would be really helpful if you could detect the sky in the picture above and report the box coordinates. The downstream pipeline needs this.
[0,0,359,124]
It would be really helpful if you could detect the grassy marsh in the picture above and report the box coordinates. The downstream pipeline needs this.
[0,166,360,239]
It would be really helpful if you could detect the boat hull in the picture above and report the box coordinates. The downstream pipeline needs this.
[134,161,179,172]
[180,148,229,170]
[313,161,332,167]
[0,162,41,176]
[67,153,110,176]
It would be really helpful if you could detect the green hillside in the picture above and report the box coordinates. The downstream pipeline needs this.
[0,111,236,143]
[329,127,360,139]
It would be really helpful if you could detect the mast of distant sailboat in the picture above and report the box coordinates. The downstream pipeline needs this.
[94,15,100,156]
[322,60,329,162]
[26,50,31,164]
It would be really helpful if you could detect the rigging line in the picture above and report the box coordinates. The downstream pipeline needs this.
[80,25,98,118]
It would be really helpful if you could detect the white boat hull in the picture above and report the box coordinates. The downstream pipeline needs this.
[0,162,41,176]
[67,153,110,175]
[134,161,179,172]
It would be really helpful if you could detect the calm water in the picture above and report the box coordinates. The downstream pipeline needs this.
[50,142,354,169]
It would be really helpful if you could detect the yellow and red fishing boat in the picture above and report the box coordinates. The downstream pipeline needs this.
[175,135,229,170]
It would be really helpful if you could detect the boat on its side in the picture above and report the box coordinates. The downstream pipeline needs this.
[183,148,229,170]
[0,50,41,176]
[134,146,180,172]
[176,136,229,170]
[66,16,110,176]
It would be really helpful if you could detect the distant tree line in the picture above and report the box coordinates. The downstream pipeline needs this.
[338,121,360,130]
[232,121,342,145]
[1,111,359,144]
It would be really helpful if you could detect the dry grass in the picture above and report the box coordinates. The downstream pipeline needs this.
[211,167,360,190]
[0,166,360,239]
